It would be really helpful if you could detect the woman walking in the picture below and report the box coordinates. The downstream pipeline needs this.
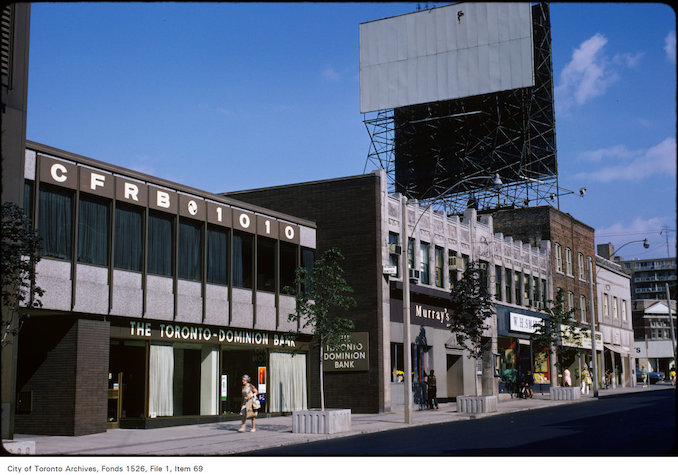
[238,374,258,432]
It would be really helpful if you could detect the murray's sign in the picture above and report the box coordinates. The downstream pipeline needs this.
[323,332,370,372]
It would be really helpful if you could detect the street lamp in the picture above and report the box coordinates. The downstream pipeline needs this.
[400,173,502,424]
[608,239,650,259]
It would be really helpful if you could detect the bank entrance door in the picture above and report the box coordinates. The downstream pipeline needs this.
[107,372,123,429]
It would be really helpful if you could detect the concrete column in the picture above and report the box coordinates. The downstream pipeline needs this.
[200,347,219,415]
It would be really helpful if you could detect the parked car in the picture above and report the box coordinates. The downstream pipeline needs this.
[636,371,665,384]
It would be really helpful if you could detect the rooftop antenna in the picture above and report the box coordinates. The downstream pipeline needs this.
[660,227,675,258]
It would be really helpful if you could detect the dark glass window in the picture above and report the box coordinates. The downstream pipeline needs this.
[420,242,430,285]
[434,246,444,288]
[114,204,143,272]
[78,195,110,266]
[301,247,315,295]
[147,212,174,277]
[38,185,73,260]
[257,237,276,292]
[206,226,229,285]
[280,241,297,295]
[449,250,458,288]
[178,219,203,281]
[232,231,253,288]
[388,232,400,278]
[514,272,522,305]
[495,265,503,301]
[407,238,415,271]
[505,268,512,304]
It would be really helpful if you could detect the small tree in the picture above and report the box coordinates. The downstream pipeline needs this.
[1,202,43,347]
[287,248,356,410]
[531,288,583,386]
[447,260,494,396]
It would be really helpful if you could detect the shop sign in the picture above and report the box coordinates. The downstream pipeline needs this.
[560,325,603,350]
[509,312,542,334]
[323,332,370,372]
[413,303,450,328]
[112,320,300,349]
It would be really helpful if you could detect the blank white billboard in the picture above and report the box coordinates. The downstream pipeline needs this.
[359,2,534,113]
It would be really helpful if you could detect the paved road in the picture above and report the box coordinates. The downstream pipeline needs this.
[246,389,677,455]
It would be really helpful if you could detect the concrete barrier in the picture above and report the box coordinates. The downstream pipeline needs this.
[550,387,581,400]
[456,395,498,414]
[2,440,36,454]
[293,409,351,434]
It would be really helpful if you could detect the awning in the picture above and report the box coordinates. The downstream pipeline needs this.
[603,343,635,357]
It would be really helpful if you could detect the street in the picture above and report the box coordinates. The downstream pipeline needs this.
[246,388,676,455]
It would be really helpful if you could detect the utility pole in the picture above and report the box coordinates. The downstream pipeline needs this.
[401,195,413,424]
[588,257,599,397]
[666,283,677,373]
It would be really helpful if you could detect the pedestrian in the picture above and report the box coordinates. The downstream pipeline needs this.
[581,366,592,394]
[238,374,258,432]
[563,368,572,387]
[641,366,648,388]
[427,370,438,409]
[670,366,676,387]
[525,370,534,398]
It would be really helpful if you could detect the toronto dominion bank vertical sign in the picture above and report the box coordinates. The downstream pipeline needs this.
[323,332,370,371]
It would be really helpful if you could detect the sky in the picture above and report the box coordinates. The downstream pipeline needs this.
[26,2,676,261]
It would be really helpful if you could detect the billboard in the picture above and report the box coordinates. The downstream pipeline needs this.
[359,2,534,113]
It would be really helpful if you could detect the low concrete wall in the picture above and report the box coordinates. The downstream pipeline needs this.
[292,409,351,434]
[456,395,498,413]
[550,387,581,400]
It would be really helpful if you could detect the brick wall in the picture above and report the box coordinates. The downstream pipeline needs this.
[15,316,110,435]
[225,174,384,412]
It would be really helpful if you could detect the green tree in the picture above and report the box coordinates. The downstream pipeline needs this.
[1,202,43,347]
[531,288,584,386]
[287,248,356,410]
[447,260,494,395]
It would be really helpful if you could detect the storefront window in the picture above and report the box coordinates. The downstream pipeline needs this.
[232,231,253,288]
[147,212,174,277]
[257,236,276,292]
[108,340,146,422]
[78,195,110,266]
[206,226,229,285]
[114,204,143,272]
[178,219,203,281]
[269,352,307,412]
[38,185,73,260]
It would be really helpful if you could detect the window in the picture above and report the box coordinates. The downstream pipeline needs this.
[23,180,34,224]
[78,195,110,266]
[514,272,521,305]
[301,247,315,295]
[257,237,276,292]
[232,231,253,289]
[567,291,574,312]
[114,204,143,272]
[178,219,202,281]
[664,329,670,339]
[479,261,489,293]
[147,213,174,277]
[578,253,586,280]
[523,274,530,304]
[388,232,400,278]
[541,279,547,307]
[407,238,415,271]
[555,243,563,273]
[449,250,458,288]
[420,242,430,285]
[565,248,573,276]
[206,226,229,285]
[621,300,627,321]
[602,293,609,317]
[434,246,444,288]
[612,297,619,319]
[651,329,657,339]
[38,185,73,260]
[280,242,297,295]
[495,265,503,301]
[505,268,512,304]
[580,295,587,321]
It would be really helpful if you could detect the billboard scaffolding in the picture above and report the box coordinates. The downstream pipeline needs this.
[363,3,562,215]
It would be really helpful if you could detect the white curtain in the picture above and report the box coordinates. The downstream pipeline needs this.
[149,344,174,417]
[270,352,307,412]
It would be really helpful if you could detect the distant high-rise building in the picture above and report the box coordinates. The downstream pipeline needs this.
[614,255,676,301]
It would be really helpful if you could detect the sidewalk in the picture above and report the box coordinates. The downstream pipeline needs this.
[8,383,674,455]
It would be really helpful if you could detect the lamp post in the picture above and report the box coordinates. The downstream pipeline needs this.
[607,238,650,259]
[587,257,599,397]
[400,174,502,424]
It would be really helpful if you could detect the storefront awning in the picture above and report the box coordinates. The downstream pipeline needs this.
[603,343,634,357]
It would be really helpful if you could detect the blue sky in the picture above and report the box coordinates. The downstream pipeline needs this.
[27,2,676,261]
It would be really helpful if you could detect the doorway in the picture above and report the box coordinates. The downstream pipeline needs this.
[446,354,464,400]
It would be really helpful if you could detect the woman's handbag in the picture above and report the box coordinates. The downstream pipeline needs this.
[245,399,256,419]
[252,396,261,410]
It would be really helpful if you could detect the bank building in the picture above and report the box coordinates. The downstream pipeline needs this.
[14,142,317,435]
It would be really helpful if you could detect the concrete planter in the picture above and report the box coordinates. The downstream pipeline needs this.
[550,387,581,400]
[2,440,35,454]
[456,395,498,414]
[292,409,351,434]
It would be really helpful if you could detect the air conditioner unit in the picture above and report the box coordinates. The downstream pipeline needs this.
[479,262,488,270]
[388,243,402,255]
[449,256,465,271]
[409,269,420,283]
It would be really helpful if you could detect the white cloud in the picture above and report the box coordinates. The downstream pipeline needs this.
[575,137,676,182]
[665,30,676,63]
[321,68,340,81]
[555,33,641,111]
